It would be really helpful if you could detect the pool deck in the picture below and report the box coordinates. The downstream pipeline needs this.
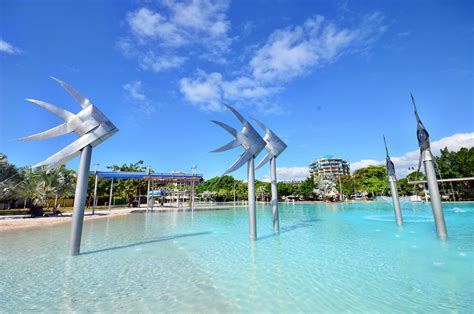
[0,203,248,232]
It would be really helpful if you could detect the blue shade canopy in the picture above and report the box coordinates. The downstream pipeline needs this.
[89,171,203,181]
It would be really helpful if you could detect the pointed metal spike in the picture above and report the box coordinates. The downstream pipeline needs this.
[383,135,390,157]
[224,104,248,126]
[223,150,254,174]
[211,120,239,137]
[255,153,273,170]
[252,118,270,134]
[25,98,75,121]
[211,139,241,153]
[32,132,96,167]
[411,93,423,123]
[50,76,92,109]
[18,123,73,141]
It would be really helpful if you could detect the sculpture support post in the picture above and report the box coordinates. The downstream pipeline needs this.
[423,149,447,239]
[108,179,114,211]
[270,157,279,232]
[388,176,403,225]
[146,167,151,212]
[69,145,92,256]
[92,172,98,215]
[248,157,257,240]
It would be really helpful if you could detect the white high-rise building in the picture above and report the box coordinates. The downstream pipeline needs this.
[309,155,350,178]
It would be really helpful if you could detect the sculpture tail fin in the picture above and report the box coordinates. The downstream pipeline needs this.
[18,123,73,141]
[224,150,254,175]
[25,98,75,122]
[211,139,241,152]
[50,76,92,109]
[255,153,273,170]
[211,120,239,137]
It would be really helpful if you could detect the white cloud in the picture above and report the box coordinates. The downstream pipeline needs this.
[120,0,232,71]
[179,71,223,111]
[0,39,22,55]
[262,167,310,182]
[351,133,474,178]
[123,80,157,116]
[250,13,385,82]
[179,70,279,112]
[139,52,187,72]
[180,13,385,113]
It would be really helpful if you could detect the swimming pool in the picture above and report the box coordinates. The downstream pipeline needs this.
[1,202,472,312]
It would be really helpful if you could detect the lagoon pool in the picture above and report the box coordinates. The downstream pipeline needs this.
[1,202,473,312]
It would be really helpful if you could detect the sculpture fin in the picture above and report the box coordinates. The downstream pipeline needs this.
[18,123,73,141]
[25,98,75,121]
[211,120,239,137]
[255,152,273,170]
[383,135,389,157]
[252,118,270,134]
[211,139,241,153]
[32,132,96,168]
[411,93,424,127]
[223,149,254,174]
[224,104,250,127]
[51,76,92,109]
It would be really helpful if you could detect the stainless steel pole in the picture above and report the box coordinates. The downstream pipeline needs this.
[388,176,403,225]
[270,157,279,232]
[423,149,447,239]
[108,178,114,211]
[146,167,151,212]
[69,145,92,256]
[248,157,257,240]
[150,181,155,211]
[92,166,98,215]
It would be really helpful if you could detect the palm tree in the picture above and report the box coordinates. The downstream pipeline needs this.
[16,167,38,208]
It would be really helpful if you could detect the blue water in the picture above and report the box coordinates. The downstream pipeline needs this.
[1,202,473,312]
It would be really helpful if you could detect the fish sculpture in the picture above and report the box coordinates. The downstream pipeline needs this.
[211,104,265,174]
[19,77,118,167]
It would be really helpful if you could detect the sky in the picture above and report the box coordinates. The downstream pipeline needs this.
[1,0,473,181]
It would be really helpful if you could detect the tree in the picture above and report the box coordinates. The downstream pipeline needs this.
[0,154,21,203]
[297,176,316,199]
[103,161,149,206]
[352,165,387,197]
[339,175,354,196]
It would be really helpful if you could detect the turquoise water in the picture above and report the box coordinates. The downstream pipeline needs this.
[1,202,473,312]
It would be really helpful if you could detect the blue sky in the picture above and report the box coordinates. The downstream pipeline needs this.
[1,0,473,180]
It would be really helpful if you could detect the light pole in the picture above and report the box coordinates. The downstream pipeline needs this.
[191,164,196,213]
[146,166,151,212]
[233,181,237,203]
[92,163,99,215]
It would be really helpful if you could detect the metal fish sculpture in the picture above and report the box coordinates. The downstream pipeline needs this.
[253,118,287,170]
[383,135,396,178]
[211,104,265,174]
[19,77,118,168]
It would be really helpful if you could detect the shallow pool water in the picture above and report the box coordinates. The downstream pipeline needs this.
[1,202,473,312]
